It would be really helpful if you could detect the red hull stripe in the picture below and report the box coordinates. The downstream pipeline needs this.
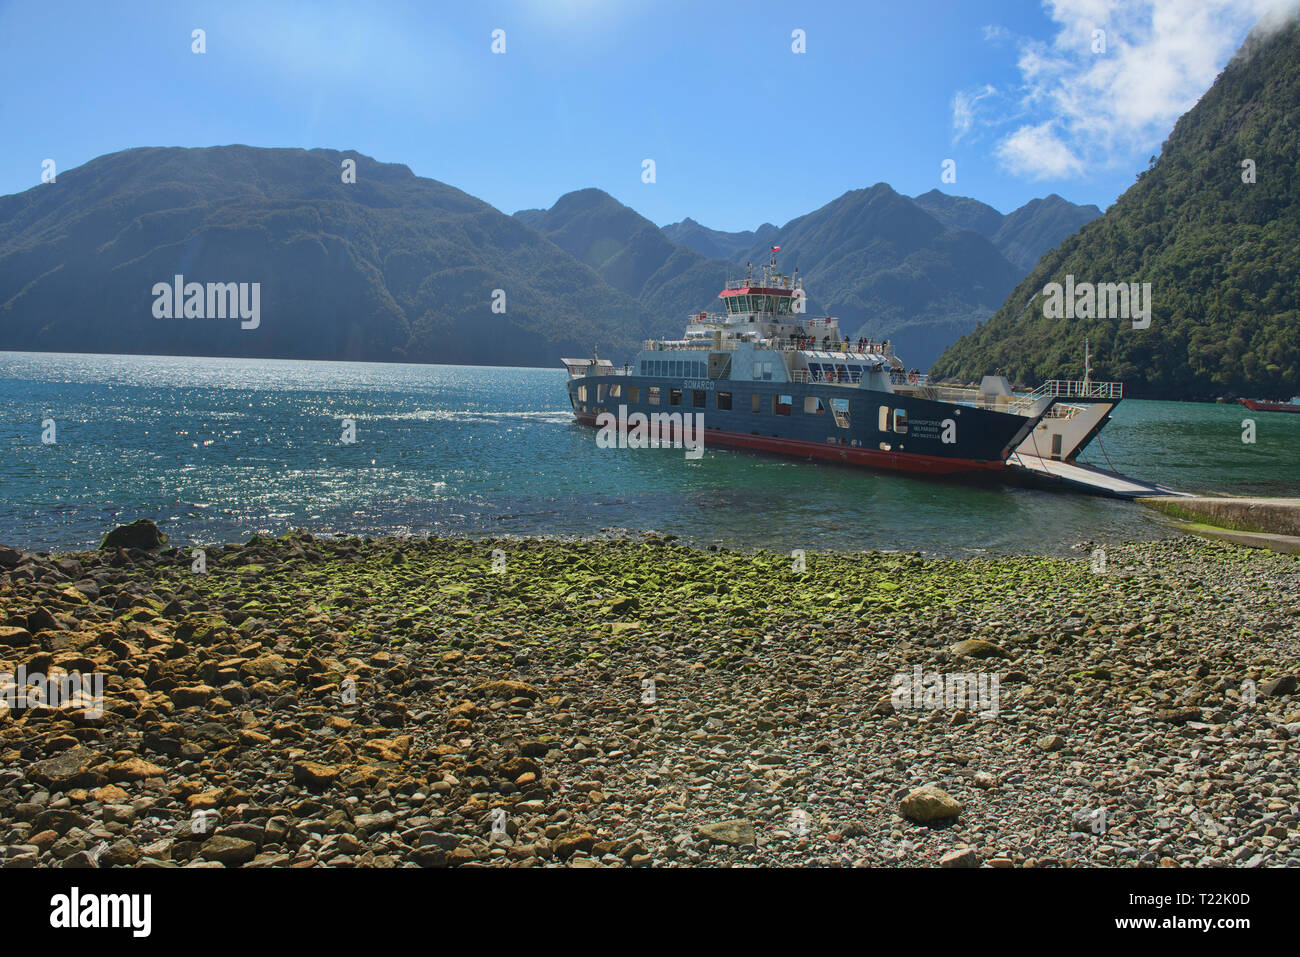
[573,413,1006,475]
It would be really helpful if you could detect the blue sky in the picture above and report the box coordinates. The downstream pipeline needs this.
[0,0,1292,230]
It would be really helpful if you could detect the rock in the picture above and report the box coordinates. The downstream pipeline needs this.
[355,811,396,835]
[1260,675,1298,697]
[554,831,597,859]
[100,519,166,550]
[170,685,218,708]
[951,639,1012,660]
[292,761,340,788]
[413,846,447,867]
[29,746,102,790]
[106,758,167,782]
[473,680,541,699]
[100,839,141,867]
[0,544,24,568]
[606,596,638,615]
[201,835,258,865]
[34,809,91,834]
[0,625,34,647]
[940,847,978,868]
[1037,734,1066,752]
[1157,708,1202,724]
[242,654,289,678]
[695,820,756,846]
[900,786,962,824]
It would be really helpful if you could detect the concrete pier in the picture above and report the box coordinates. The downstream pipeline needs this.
[1142,496,1300,554]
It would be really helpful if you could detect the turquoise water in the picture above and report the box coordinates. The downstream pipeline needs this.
[1,352,1297,555]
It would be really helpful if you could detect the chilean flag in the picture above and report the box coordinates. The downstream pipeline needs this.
[771,245,781,252]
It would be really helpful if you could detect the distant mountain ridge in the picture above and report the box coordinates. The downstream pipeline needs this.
[519,183,1100,367]
[0,146,660,364]
[911,190,1101,273]
[661,217,779,260]
[0,144,1102,373]
[511,188,737,326]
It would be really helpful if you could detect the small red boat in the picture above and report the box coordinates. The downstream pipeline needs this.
[1239,397,1300,413]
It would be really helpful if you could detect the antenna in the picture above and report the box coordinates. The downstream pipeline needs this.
[1084,336,1091,385]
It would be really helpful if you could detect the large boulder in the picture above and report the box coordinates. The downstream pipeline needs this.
[900,785,963,824]
[100,519,166,550]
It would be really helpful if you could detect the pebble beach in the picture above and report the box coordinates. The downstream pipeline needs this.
[1,530,1297,868]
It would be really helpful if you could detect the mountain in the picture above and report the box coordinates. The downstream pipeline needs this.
[0,146,659,365]
[0,145,1107,374]
[729,184,1024,367]
[990,196,1104,272]
[912,189,1101,272]
[931,16,1300,400]
[661,217,779,260]
[511,189,740,329]
[910,190,1005,239]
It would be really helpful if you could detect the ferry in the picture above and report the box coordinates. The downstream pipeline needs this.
[1239,397,1300,414]
[562,251,1123,477]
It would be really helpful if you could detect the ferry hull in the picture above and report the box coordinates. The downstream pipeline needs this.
[567,375,1031,476]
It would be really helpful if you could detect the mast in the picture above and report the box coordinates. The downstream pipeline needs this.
[1083,336,1091,387]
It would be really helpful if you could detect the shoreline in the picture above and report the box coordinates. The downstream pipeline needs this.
[1,531,1297,868]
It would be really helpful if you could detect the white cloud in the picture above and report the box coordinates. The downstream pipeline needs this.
[996,121,1085,178]
[982,0,1300,180]
[951,84,997,142]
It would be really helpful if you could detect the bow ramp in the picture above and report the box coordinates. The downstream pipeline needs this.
[1009,453,1187,499]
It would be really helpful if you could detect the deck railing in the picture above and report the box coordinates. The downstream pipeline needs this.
[791,369,865,384]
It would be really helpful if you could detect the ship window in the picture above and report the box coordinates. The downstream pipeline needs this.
[628,386,640,403]
[648,386,661,405]
[597,384,607,401]
[579,385,588,402]
[893,408,908,434]
[804,396,826,414]
[832,398,850,429]
[609,384,621,398]
[669,388,682,406]
[878,405,889,431]
[751,393,761,413]
[777,298,790,315]
[692,390,707,409]
[716,391,732,411]
[775,394,792,416]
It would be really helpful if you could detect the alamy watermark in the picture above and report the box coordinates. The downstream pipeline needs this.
[595,405,704,460]
[890,666,1000,717]
[152,274,260,329]
[1042,275,1151,329]
[1,668,105,718]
